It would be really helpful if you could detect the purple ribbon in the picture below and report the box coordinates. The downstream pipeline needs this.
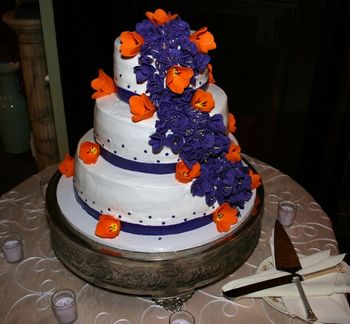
[100,146,177,174]
[74,187,213,235]
[117,82,209,103]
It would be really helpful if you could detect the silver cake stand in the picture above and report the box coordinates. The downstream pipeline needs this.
[46,171,264,311]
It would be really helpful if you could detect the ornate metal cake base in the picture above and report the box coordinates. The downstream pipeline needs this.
[46,171,263,309]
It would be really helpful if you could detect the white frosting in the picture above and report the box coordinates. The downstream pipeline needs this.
[75,130,220,226]
[113,37,208,95]
[94,84,229,163]
[58,175,256,252]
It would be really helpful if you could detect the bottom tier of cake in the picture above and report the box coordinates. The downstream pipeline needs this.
[46,171,263,298]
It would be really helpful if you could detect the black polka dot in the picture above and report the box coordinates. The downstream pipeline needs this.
[84,199,87,202]
[184,218,187,221]
[148,215,152,219]
[158,237,162,240]
[144,150,148,153]
[100,210,103,213]
[93,201,95,204]
[133,157,137,160]
[127,85,130,88]
[108,208,111,211]
[162,221,165,225]
[113,150,117,154]
[172,215,175,218]
[128,212,131,215]
[156,160,160,163]
[122,144,125,148]
[119,74,122,77]
[102,143,105,147]
[107,139,110,143]
[192,212,196,215]
[165,153,169,156]
[139,220,143,223]
[80,191,83,194]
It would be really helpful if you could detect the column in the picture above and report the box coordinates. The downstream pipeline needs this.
[3,11,59,169]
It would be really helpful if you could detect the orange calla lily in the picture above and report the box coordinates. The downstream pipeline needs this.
[129,93,156,122]
[191,88,215,112]
[249,169,262,190]
[190,27,216,53]
[175,161,201,183]
[228,113,237,133]
[58,153,74,177]
[79,141,100,164]
[213,203,238,232]
[91,69,117,99]
[166,65,194,94]
[226,142,241,162]
[207,63,215,84]
[120,31,144,57]
[145,8,177,25]
[95,214,121,238]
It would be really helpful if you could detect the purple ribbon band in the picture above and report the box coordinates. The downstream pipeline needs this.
[117,82,209,103]
[100,146,177,174]
[74,187,213,235]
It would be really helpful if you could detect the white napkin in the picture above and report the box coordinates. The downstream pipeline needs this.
[222,251,350,297]
[222,231,350,323]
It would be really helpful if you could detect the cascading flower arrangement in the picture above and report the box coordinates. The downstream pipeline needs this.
[123,9,260,232]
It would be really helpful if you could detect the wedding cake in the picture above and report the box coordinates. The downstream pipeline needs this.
[57,8,261,253]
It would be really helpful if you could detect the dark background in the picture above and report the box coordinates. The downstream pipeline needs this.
[1,0,349,255]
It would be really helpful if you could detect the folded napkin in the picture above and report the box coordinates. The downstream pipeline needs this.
[222,251,350,297]
[222,230,350,323]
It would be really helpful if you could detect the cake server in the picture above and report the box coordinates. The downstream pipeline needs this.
[273,219,317,322]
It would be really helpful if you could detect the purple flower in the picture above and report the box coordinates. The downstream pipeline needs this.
[149,133,165,154]
[134,64,156,84]
[165,133,184,154]
[136,19,157,40]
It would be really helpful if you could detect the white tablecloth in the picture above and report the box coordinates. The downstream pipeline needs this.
[0,157,340,323]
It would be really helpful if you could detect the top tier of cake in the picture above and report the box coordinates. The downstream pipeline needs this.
[113,37,209,98]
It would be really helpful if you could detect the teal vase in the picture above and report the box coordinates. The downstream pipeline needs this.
[0,62,31,153]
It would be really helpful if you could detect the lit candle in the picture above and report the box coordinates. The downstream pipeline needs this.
[277,200,297,226]
[51,289,78,324]
[169,310,195,324]
[1,232,24,263]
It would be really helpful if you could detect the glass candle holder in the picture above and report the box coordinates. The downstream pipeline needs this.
[51,289,78,324]
[277,200,297,226]
[1,232,24,263]
[169,310,195,324]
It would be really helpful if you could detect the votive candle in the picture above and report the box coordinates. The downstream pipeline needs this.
[169,310,195,324]
[278,200,297,226]
[51,289,78,324]
[1,232,24,263]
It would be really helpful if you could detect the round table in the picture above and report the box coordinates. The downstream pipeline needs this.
[0,156,340,323]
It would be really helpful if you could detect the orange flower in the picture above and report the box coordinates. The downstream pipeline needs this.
[145,8,177,25]
[58,153,74,177]
[213,203,238,232]
[129,93,156,122]
[120,31,144,57]
[166,66,194,94]
[226,142,241,162]
[175,161,201,183]
[249,169,262,190]
[207,63,215,84]
[79,141,100,164]
[190,27,216,53]
[91,69,117,99]
[228,113,237,133]
[191,88,215,112]
[95,214,121,238]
